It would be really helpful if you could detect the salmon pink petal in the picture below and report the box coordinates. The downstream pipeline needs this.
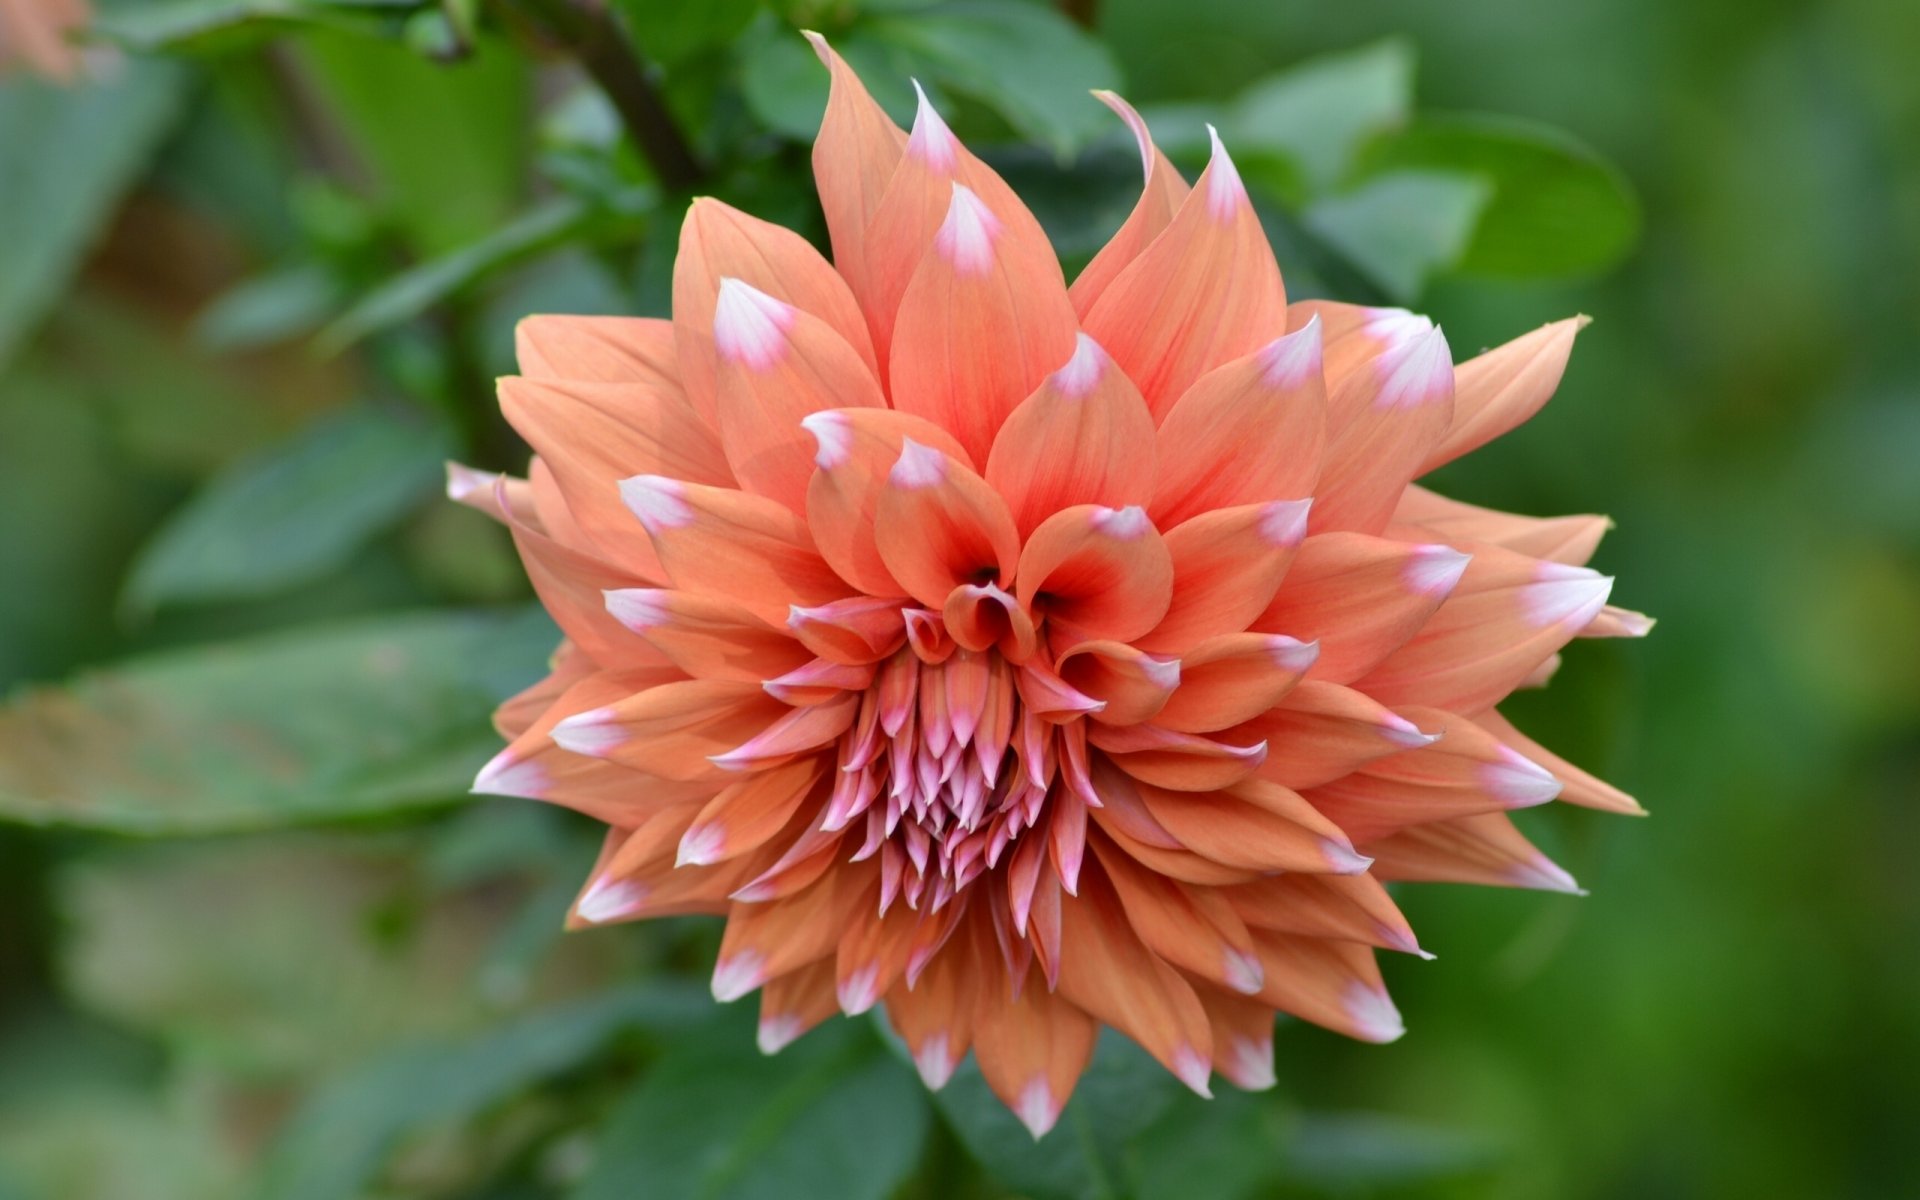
[1134,776,1365,875]
[1069,91,1190,318]
[756,957,841,1054]
[604,587,811,682]
[502,487,670,665]
[674,197,880,429]
[888,181,1079,465]
[619,475,853,625]
[1421,316,1587,472]
[1393,485,1612,565]
[1362,811,1586,895]
[1253,533,1469,683]
[1224,872,1426,958]
[1151,632,1318,733]
[1474,708,1646,815]
[1311,324,1455,535]
[974,974,1099,1139]
[984,334,1159,538]
[873,439,1022,608]
[1249,931,1403,1043]
[786,595,909,665]
[1193,986,1277,1091]
[803,32,907,311]
[680,759,827,867]
[1225,679,1437,792]
[1088,723,1269,792]
[1133,500,1311,654]
[551,678,793,782]
[515,314,681,392]
[1081,126,1287,421]
[711,277,886,512]
[1056,640,1181,727]
[1095,841,1266,996]
[1150,318,1326,528]
[1016,505,1174,645]
[714,864,874,1000]
[1288,301,1430,392]
[803,408,972,598]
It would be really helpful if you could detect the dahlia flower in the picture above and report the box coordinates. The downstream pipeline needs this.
[457,35,1648,1135]
[0,0,88,80]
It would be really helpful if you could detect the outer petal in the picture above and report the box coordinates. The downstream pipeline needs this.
[973,969,1099,1138]
[515,315,681,391]
[1252,534,1470,684]
[1362,811,1585,894]
[1016,505,1174,645]
[679,758,828,867]
[711,278,885,512]
[1421,316,1586,472]
[1149,319,1325,528]
[604,587,811,682]
[1151,633,1317,733]
[1310,325,1454,535]
[1134,500,1311,654]
[1194,986,1277,1091]
[803,32,907,310]
[1081,128,1287,421]
[1249,932,1403,1043]
[674,197,881,428]
[873,439,1022,608]
[1056,640,1181,726]
[1392,486,1611,566]
[1223,872,1425,957]
[984,334,1158,538]
[757,957,842,1054]
[1135,776,1367,875]
[1474,708,1646,815]
[889,182,1079,465]
[551,678,791,782]
[1094,840,1266,996]
[503,491,669,664]
[1224,680,1437,792]
[1089,723,1269,792]
[1069,91,1190,318]
[619,475,853,625]
[1355,548,1613,712]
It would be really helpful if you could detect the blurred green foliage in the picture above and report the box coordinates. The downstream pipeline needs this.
[0,0,1915,1197]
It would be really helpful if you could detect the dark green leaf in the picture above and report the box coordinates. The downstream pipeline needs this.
[1304,169,1491,301]
[260,984,716,1200]
[1229,39,1415,194]
[122,405,449,614]
[317,196,592,352]
[577,1020,929,1200]
[0,61,187,368]
[1282,1111,1501,1187]
[867,1,1123,159]
[613,0,759,67]
[1359,114,1640,278]
[91,0,413,53]
[0,606,557,833]
[927,1029,1178,1200]
[192,263,344,351]
[1123,1090,1286,1200]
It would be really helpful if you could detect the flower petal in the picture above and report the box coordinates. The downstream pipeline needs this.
[1392,485,1611,565]
[1226,679,1437,791]
[679,758,828,867]
[1056,640,1181,726]
[1151,632,1317,733]
[604,586,811,682]
[803,408,972,598]
[1362,811,1585,895]
[1223,873,1426,957]
[1016,504,1174,645]
[1133,500,1310,654]
[515,314,681,391]
[1134,776,1365,874]
[1252,533,1469,683]
[551,678,793,781]
[1474,708,1645,815]
[1249,932,1403,1043]
[1310,325,1455,535]
[1421,316,1586,472]
[803,32,907,311]
[1069,91,1190,318]
[874,439,1022,608]
[974,974,1099,1139]
[1095,840,1266,996]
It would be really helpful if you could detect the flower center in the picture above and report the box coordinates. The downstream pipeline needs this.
[823,622,1087,915]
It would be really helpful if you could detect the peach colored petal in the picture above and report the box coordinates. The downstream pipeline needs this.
[1474,708,1645,816]
[1193,985,1277,1091]
[604,587,811,682]
[803,32,907,321]
[1135,777,1364,875]
[1069,91,1190,318]
[1311,325,1455,535]
[803,408,973,597]
[974,974,1099,1139]
[1132,500,1310,655]
[1151,632,1317,733]
[873,440,1022,608]
[551,678,793,782]
[1253,533,1468,684]
[1149,319,1325,528]
[1249,931,1402,1043]
[1095,840,1265,995]
[1224,679,1437,792]
[984,334,1159,538]
[1017,505,1174,646]
[515,314,683,392]
[757,957,841,1054]
[1056,640,1181,726]
[1392,485,1611,566]
[1081,127,1286,421]
[1089,722,1269,792]
[1223,872,1426,958]
[680,759,827,867]
[1362,812,1585,895]
[1422,316,1586,473]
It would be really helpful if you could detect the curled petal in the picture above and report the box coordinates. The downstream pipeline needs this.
[1070,91,1190,317]
[874,440,1022,609]
[1135,500,1310,655]
[1016,504,1174,645]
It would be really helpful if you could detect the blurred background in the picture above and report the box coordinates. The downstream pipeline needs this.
[1,0,1915,1197]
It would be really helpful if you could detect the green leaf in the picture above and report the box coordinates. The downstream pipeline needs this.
[1123,1090,1286,1200]
[927,1029,1178,1200]
[1282,1111,1500,1187]
[612,0,759,66]
[260,983,716,1200]
[91,0,413,53]
[294,26,530,254]
[0,606,557,834]
[867,1,1123,159]
[317,195,593,352]
[192,263,344,351]
[0,61,187,368]
[122,405,450,614]
[1358,113,1641,278]
[1303,170,1492,302]
[1228,39,1415,194]
[576,1018,929,1200]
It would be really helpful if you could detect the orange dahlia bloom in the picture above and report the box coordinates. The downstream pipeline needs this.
[0,0,88,80]
[458,36,1649,1135]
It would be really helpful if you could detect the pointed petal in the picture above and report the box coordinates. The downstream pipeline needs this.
[874,439,1022,608]
[1193,986,1277,1091]
[714,864,874,1000]
[1134,500,1311,654]
[619,475,853,625]
[1249,931,1403,1043]
[1253,533,1469,683]
[1088,723,1269,791]
[1069,91,1190,317]
[1056,640,1182,726]
[1094,840,1266,996]
[974,973,1099,1138]
[551,678,792,781]
[1151,632,1316,733]
[889,182,1079,464]
[1474,708,1645,816]
[786,595,910,665]
[802,408,972,597]
[1016,505,1174,645]
[1311,325,1455,535]
[984,334,1159,538]
[708,691,860,772]
[1150,319,1325,527]
[1226,679,1437,792]
[604,587,810,682]
[757,956,841,1053]
[1392,485,1611,566]
[710,277,887,512]
[1422,316,1586,472]
[1225,872,1427,958]
[1081,127,1287,420]
[516,314,682,391]
[1362,812,1585,894]
[803,32,907,312]
[1135,776,1365,875]
[679,758,826,866]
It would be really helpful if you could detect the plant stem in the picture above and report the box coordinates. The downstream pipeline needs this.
[504,0,706,192]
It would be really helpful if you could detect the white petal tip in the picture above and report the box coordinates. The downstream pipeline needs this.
[711,952,767,1002]
[1172,1045,1214,1097]
[889,438,948,489]
[676,823,726,867]
[1404,545,1472,597]
[1269,636,1320,674]
[1483,748,1564,807]
[1226,1036,1277,1091]
[1257,498,1313,547]
[907,80,959,171]
[575,878,645,925]
[836,964,882,1016]
[1382,714,1442,749]
[1052,333,1108,397]
[603,587,669,633]
[1520,569,1615,629]
[713,276,794,370]
[470,750,547,800]
[550,707,623,757]
[914,1034,958,1090]
[1014,1078,1061,1139]
[1089,504,1152,540]
[1258,320,1325,387]
[935,182,1001,275]
[1224,947,1265,995]
[757,1013,805,1055]
[800,410,853,469]
[1375,325,1454,409]
[1202,123,1248,220]
[618,474,693,531]
[1343,984,1406,1043]
[444,462,496,501]
[1513,854,1586,895]
[1321,840,1375,875]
